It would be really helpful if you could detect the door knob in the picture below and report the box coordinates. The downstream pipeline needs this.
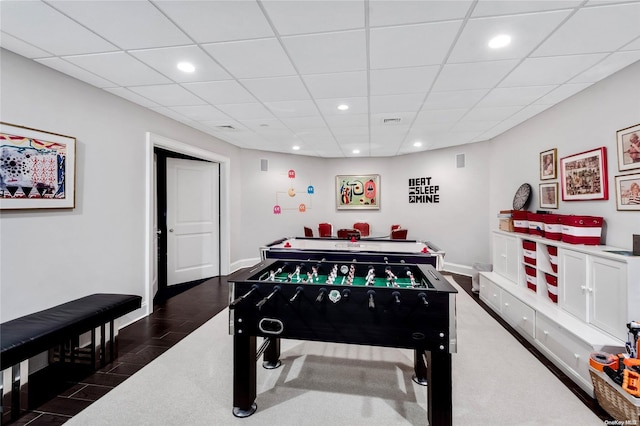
[169,229,174,232]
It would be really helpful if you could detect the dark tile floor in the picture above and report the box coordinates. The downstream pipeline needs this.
[6,273,612,425]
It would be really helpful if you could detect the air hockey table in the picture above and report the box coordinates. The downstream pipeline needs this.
[260,236,445,271]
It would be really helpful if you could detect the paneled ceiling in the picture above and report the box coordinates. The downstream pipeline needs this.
[2,1,640,157]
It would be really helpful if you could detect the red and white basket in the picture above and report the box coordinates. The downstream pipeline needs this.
[525,266,537,292]
[548,246,558,273]
[512,210,529,234]
[527,213,545,237]
[561,215,603,245]
[543,214,564,241]
[522,240,536,266]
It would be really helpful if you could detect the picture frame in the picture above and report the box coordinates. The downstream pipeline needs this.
[614,173,640,211]
[0,122,76,209]
[540,148,557,180]
[560,147,608,201]
[336,174,380,210]
[616,123,640,171]
[539,182,558,209]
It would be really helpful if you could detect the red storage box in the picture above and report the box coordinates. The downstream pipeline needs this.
[543,214,563,241]
[547,246,558,273]
[522,240,536,265]
[545,273,557,287]
[525,266,537,292]
[547,282,558,303]
[512,210,529,234]
[527,213,545,236]
[561,215,603,245]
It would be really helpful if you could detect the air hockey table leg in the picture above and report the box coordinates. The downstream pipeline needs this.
[262,337,282,369]
[426,350,452,426]
[232,335,257,417]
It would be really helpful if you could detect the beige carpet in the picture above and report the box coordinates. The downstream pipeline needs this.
[66,278,602,425]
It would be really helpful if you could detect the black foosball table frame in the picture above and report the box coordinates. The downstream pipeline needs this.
[228,259,457,426]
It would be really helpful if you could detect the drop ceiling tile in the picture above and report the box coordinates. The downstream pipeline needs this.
[622,36,640,51]
[302,71,368,99]
[569,51,640,83]
[168,105,230,122]
[240,76,310,102]
[325,114,369,128]
[155,1,274,43]
[463,105,523,121]
[370,66,439,95]
[202,38,296,79]
[415,108,469,123]
[0,31,52,58]
[500,54,607,87]
[332,126,370,137]
[334,133,370,144]
[129,46,231,83]
[451,120,501,133]
[370,21,462,69]
[315,97,368,116]
[282,30,367,74]
[432,60,519,91]
[369,0,473,27]
[265,100,320,118]
[423,89,490,109]
[262,0,363,35]
[183,80,256,104]
[1,1,117,55]
[104,87,161,108]
[472,0,582,17]
[35,57,116,88]
[475,85,557,107]
[533,83,593,105]
[448,10,571,63]
[200,118,248,131]
[371,112,417,127]
[50,1,192,50]
[128,84,207,106]
[533,3,640,56]
[241,118,289,131]
[63,52,171,86]
[279,116,327,131]
[370,94,425,114]
[215,103,275,120]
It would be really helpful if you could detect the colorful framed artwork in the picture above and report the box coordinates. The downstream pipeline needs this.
[614,173,640,211]
[0,122,76,209]
[539,183,558,209]
[336,174,380,210]
[540,148,557,180]
[616,123,640,171]
[560,147,608,201]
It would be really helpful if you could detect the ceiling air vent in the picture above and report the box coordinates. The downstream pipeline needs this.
[382,117,402,125]
[216,125,237,131]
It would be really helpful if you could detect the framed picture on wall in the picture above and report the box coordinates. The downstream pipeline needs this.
[336,174,380,210]
[560,147,608,201]
[614,173,640,211]
[616,123,640,171]
[540,148,557,180]
[539,183,558,209]
[0,122,76,209]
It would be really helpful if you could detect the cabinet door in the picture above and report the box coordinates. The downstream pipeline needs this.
[493,233,518,282]
[505,236,519,283]
[590,257,627,341]
[559,249,587,321]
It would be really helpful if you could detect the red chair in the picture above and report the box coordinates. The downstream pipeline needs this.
[304,226,314,237]
[337,228,360,239]
[318,223,333,238]
[391,228,408,240]
[353,222,370,237]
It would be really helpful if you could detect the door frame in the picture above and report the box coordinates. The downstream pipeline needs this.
[144,132,231,316]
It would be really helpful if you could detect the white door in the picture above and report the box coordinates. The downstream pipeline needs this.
[166,158,219,286]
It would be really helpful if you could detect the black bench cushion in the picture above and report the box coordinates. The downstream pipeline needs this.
[0,293,141,370]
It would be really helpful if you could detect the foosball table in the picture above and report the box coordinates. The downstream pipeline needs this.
[228,259,457,425]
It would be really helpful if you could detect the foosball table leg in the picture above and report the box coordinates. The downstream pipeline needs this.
[232,335,257,418]
[262,337,282,369]
[426,350,452,426]
[412,349,428,386]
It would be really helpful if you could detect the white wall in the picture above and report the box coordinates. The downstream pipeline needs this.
[0,50,242,322]
[489,60,640,250]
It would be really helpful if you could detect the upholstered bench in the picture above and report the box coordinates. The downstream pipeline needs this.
[0,293,141,423]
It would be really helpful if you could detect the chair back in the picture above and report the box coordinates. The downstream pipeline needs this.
[337,228,360,239]
[318,223,333,237]
[353,222,370,237]
[304,226,314,237]
[391,228,408,240]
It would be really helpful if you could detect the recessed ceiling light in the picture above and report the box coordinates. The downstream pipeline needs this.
[337,104,349,111]
[413,141,423,147]
[488,34,511,49]
[177,62,195,73]
[352,149,360,154]
[292,145,300,151]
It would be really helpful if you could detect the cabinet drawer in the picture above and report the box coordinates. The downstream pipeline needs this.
[501,291,535,339]
[479,275,501,312]
[535,313,593,384]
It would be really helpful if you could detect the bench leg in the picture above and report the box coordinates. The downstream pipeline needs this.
[1,360,29,425]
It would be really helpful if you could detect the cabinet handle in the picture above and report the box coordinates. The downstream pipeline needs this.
[504,302,509,307]
[501,254,507,258]
[543,330,549,335]
[574,353,580,360]
[580,285,586,291]
[587,287,593,293]
[522,316,527,321]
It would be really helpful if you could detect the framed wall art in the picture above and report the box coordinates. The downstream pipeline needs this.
[614,173,640,211]
[560,147,608,201]
[616,123,640,172]
[540,148,557,180]
[336,174,380,210]
[0,122,76,209]
[539,182,558,209]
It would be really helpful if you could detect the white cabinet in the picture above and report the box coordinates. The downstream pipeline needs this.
[492,232,519,283]
[559,249,587,321]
